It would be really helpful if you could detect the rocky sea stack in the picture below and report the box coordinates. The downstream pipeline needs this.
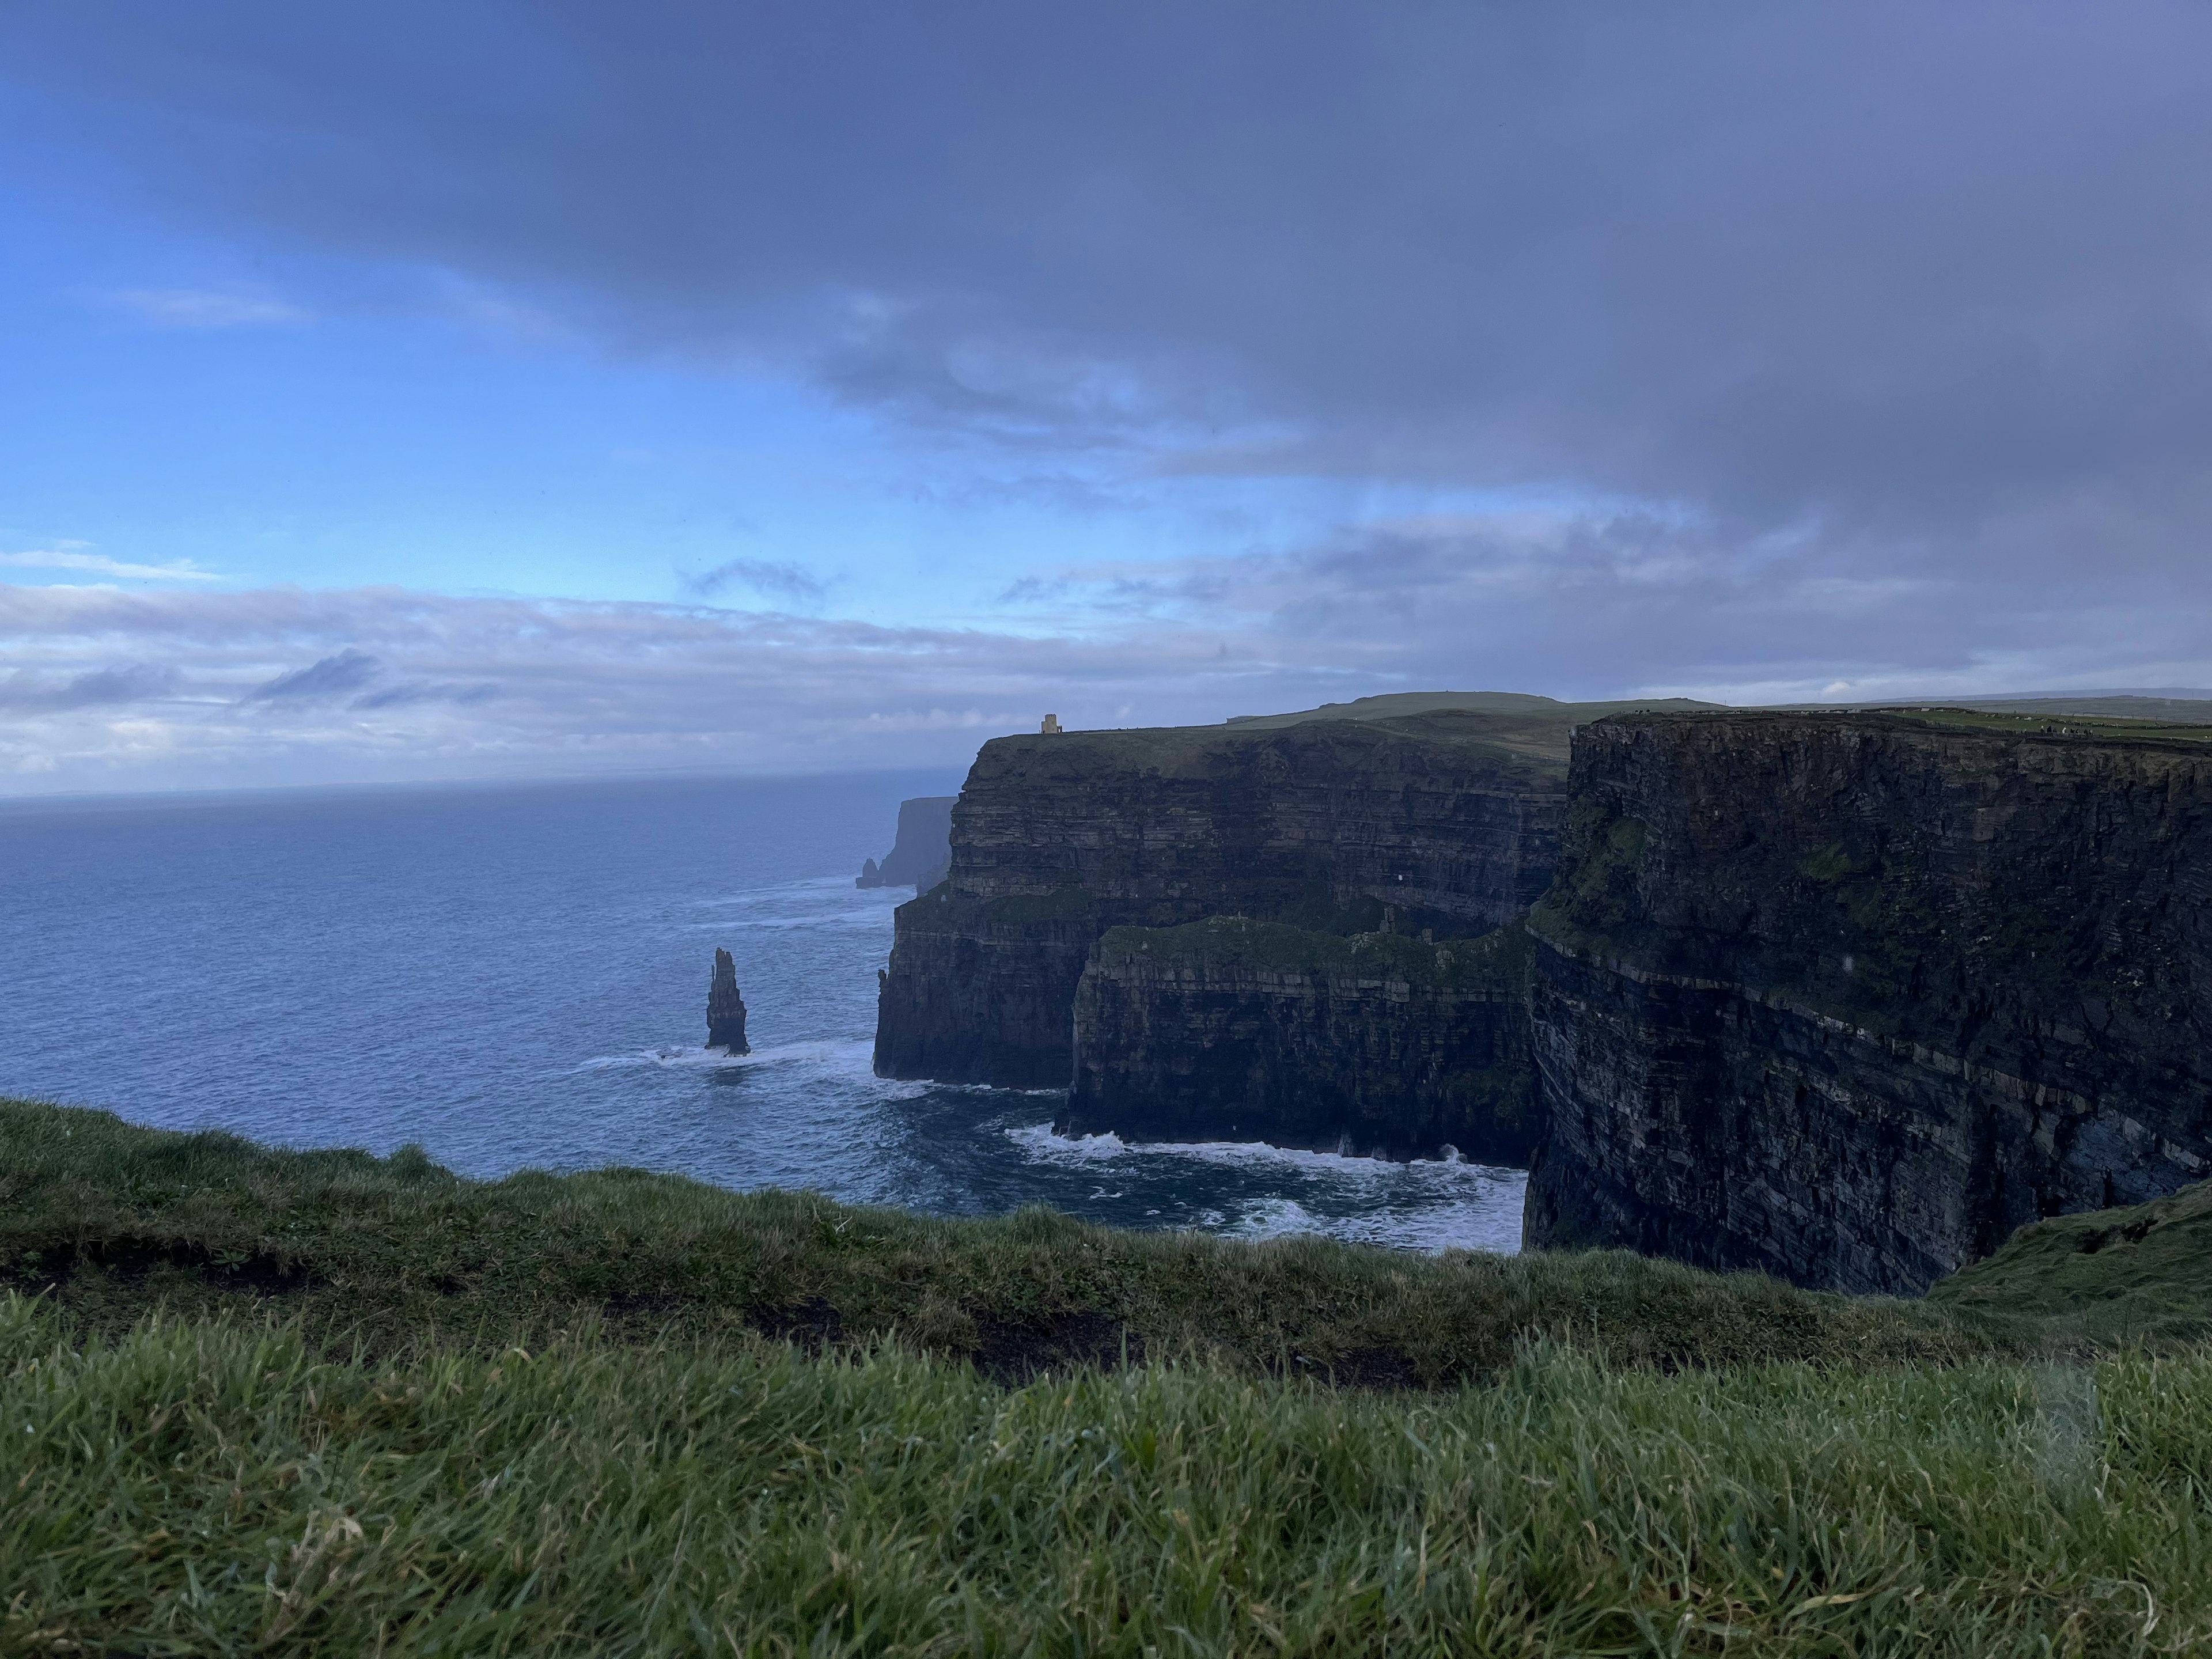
[707,947,750,1054]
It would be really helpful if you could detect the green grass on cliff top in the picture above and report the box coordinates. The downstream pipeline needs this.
[1,1100,1974,1381]
[10,1101,2212,1653]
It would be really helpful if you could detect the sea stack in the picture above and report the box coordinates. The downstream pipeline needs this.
[707,948,750,1054]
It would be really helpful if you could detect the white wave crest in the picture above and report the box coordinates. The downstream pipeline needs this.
[1003,1121,1518,1185]
[1225,1195,1523,1255]
[571,1036,923,1096]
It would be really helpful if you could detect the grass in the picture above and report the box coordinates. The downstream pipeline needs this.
[2,1101,1979,1381]
[6,1301,2210,1655]
[9,1099,2212,1652]
[1931,1177,2212,1350]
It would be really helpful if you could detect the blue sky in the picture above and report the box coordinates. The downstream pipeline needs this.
[5,3,2211,792]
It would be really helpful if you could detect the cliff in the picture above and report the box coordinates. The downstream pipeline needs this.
[1523,708,2212,1293]
[873,710,1572,1086]
[857,796,956,891]
[1061,917,1539,1162]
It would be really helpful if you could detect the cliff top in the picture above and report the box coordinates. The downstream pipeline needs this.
[1224,689,1722,729]
[1589,703,2212,752]
[9,1095,2211,1655]
[969,704,1597,777]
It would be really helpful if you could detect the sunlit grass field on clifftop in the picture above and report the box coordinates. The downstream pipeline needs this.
[6,1099,2212,1654]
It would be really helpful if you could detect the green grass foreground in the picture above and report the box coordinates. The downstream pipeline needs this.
[7,1099,2212,1653]
[6,1302,2209,1654]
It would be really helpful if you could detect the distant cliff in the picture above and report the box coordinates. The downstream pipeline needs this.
[873,711,1572,1088]
[857,797,956,891]
[1062,917,1539,1163]
[1524,709,2212,1293]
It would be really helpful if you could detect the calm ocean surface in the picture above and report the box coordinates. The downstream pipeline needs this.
[0,771,1524,1252]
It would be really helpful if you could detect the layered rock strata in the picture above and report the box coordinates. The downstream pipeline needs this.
[873,711,1571,1086]
[1524,709,2212,1293]
[1061,917,1538,1162]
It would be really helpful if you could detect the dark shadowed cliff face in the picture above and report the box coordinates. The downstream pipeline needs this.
[873,711,1569,1087]
[1524,710,2212,1293]
[1062,918,1539,1162]
[857,796,956,891]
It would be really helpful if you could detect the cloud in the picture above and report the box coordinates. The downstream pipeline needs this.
[243,648,381,703]
[0,545,221,582]
[14,2,2210,542]
[349,680,501,710]
[0,662,179,712]
[6,5,2212,752]
[6,535,2212,795]
[104,287,310,329]
[683,559,828,603]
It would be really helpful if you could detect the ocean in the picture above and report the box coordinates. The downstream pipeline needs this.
[0,770,1525,1252]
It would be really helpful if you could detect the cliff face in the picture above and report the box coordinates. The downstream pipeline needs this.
[1524,710,2212,1293]
[1062,918,1538,1162]
[872,886,1101,1087]
[857,796,956,891]
[873,711,1570,1087]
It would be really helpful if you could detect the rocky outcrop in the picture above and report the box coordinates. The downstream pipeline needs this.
[1523,709,2212,1293]
[1062,918,1539,1162]
[707,948,750,1054]
[857,797,956,891]
[873,710,1573,1086]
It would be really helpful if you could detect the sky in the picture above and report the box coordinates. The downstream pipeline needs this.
[3,2,2211,793]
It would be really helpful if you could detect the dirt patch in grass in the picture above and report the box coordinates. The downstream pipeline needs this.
[972,1309,1146,1382]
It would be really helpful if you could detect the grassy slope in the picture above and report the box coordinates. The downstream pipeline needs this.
[1931,1177,2212,1349]
[10,1099,2212,1653]
[1,1101,1975,1380]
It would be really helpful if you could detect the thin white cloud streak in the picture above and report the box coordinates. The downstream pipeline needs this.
[104,287,310,329]
[0,546,221,582]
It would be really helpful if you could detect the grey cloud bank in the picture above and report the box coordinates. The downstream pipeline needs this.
[0,582,1308,791]
[8,554,2212,794]
[5,2,2211,784]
